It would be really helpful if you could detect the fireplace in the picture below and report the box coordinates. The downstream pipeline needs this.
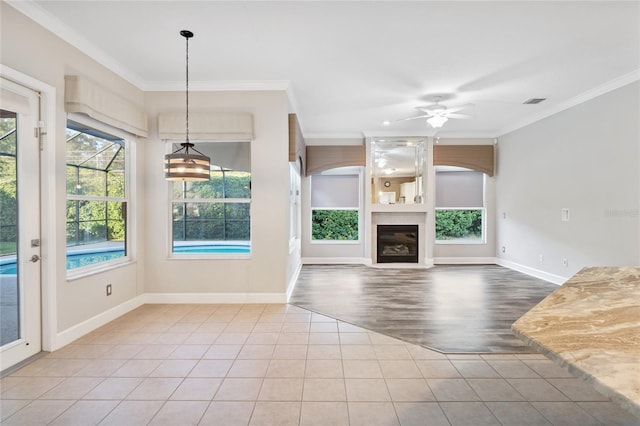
[377,225,419,263]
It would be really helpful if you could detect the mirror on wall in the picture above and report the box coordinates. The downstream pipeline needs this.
[370,138,426,204]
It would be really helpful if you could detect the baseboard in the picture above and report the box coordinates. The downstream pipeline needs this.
[434,257,498,265]
[143,292,288,304]
[55,294,145,349]
[496,259,567,285]
[369,263,433,269]
[286,262,302,302]
[302,257,368,265]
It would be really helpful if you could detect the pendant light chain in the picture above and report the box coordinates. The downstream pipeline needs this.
[164,30,210,181]
[185,32,190,145]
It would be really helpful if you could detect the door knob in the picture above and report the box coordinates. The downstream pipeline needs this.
[30,254,41,263]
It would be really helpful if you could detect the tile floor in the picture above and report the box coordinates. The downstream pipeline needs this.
[1,304,638,425]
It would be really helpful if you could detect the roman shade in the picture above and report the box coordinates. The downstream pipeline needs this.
[306,145,365,176]
[64,75,148,137]
[158,111,254,141]
[311,174,360,208]
[433,145,495,176]
[436,170,484,208]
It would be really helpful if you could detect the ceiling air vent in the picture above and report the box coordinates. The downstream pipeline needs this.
[523,98,546,105]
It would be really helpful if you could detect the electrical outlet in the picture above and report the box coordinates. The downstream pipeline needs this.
[562,258,568,267]
[539,254,544,262]
[561,208,570,222]
[106,284,112,296]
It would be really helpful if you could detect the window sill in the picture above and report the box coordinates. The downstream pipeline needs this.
[168,253,251,261]
[66,258,135,282]
[310,240,361,245]
[435,240,486,245]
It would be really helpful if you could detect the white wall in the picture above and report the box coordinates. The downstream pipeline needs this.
[496,82,640,279]
[143,91,293,298]
[1,3,145,332]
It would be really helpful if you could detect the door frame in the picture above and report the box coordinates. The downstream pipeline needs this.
[1,64,57,354]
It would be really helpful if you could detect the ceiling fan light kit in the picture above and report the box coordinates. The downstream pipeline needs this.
[426,115,448,128]
[384,94,474,130]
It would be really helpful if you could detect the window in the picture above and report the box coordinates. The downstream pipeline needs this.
[435,167,485,243]
[66,121,129,270]
[311,168,360,242]
[170,142,251,255]
[289,162,301,244]
[0,112,17,258]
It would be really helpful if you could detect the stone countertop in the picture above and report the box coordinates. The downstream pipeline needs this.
[512,266,640,418]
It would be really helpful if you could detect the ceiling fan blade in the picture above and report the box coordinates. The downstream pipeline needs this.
[446,113,471,119]
[443,103,475,114]
[394,114,430,122]
[414,106,436,116]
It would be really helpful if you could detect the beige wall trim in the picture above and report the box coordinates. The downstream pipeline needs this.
[497,259,566,285]
[64,75,148,137]
[55,295,146,350]
[288,113,306,171]
[434,144,495,176]
[434,257,498,265]
[306,145,365,176]
[158,111,254,141]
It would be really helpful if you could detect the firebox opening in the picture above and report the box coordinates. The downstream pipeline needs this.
[376,224,419,263]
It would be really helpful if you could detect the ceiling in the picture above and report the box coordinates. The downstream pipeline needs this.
[9,1,640,139]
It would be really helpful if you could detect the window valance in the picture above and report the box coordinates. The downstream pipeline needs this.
[289,113,306,173]
[158,111,254,141]
[433,144,495,176]
[306,145,365,176]
[64,75,148,138]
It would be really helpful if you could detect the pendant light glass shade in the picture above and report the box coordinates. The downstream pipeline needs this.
[164,30,210,181]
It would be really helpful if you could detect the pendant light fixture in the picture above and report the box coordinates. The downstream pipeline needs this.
[164,30,211,181]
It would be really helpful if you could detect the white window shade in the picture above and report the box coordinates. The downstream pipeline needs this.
[311,175,359,208]
[64,75,148,138]
[436,171,484,208]
[159,111,254,141]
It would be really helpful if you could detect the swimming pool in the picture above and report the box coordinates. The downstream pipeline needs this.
[173,244,251,254]
[0,243,251,274]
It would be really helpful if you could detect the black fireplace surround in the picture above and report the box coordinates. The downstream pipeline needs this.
[376,224,419,263]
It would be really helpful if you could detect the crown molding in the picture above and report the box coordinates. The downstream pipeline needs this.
[305,132,366,139]
[6,0,146,89]
[432,131,501,139]
[142,80,292,92]
[498,69,640,136]
[362,130,432,138]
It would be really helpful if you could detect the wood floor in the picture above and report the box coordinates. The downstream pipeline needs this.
[290,265,560,354]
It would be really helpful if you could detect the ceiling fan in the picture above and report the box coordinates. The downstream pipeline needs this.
[384,96,474,129]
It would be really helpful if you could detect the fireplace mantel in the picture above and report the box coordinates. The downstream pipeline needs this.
[369,211,432,268]
[369,203,429,213]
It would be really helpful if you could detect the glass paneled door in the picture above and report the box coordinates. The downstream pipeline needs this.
[0,78,42,371]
